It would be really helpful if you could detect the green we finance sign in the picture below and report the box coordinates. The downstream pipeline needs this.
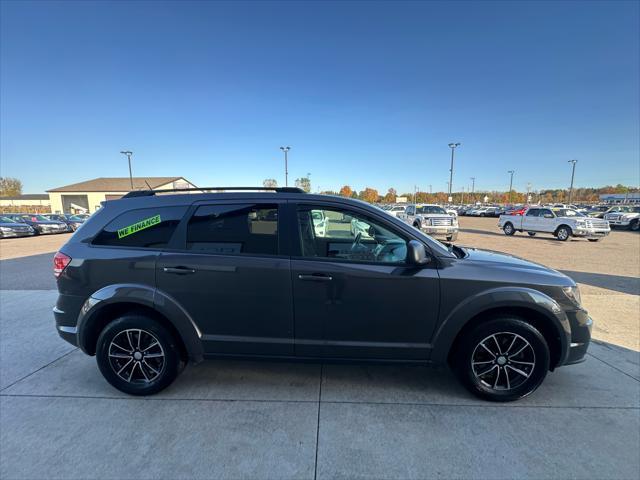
[117,214,161,239]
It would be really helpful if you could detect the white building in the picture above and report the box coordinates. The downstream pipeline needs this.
[47,177,196,214]
[599,193,640,204]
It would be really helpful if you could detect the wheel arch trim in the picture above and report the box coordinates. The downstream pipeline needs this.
[430,287,571,366]
[76,283,204,363]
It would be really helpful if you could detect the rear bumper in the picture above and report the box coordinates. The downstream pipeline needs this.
[562,309,592,366]
[53,294,84,347]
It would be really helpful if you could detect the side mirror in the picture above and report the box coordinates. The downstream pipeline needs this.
[407,240,430,266]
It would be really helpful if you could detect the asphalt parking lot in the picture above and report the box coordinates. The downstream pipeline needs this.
[1,219,639,479]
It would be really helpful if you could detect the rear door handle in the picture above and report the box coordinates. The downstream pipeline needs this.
[298,274,333,282]
[163,266,196,275]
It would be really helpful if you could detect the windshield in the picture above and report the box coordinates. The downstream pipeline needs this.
[0,216,17,223]
[26,215,51,221]
[416,205,446,215]
[553,209,584,217]
[68,215,85,221]
[616,206,639,213]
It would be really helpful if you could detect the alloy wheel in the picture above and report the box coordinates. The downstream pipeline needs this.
[108,329,165,383]
[471,332,536,391]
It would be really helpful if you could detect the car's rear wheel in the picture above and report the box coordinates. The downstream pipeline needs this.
[453,318,550,402]
[630,219,639,231]
[96,314,182,396]
[555,226,571,241]
[503,223,515,235]
[588,238,600,242]
[527,232,536,236]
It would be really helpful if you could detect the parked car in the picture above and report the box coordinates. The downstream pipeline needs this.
[498,207,610,241]
[53,187,591,401]
[585,205,612,218]
[6,213,70,234]
[468,206,500,217]
[0,215,35,238]
[45,214,87,231]
[385,204,409,218]
[398,204,459,241]
[603,206,640,231]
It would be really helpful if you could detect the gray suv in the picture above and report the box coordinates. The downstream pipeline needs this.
[53,187,592,401]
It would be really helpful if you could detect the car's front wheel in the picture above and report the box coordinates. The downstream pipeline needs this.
[527,232,536,236]
[630,219,639,232]
[96,314,182,396]
[453,318,550,402]
[555,226,571,241]
[503,223,515,236]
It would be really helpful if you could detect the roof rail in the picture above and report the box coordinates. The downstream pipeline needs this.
[122,186,305,199]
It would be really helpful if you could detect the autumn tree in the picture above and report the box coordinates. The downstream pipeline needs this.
[383,188,397,203]
[360,187,379,203]
[339,185,353,197]
[0,177,22,196]
[263,178,278,188]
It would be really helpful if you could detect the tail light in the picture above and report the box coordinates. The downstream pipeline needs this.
[53,251,71,278]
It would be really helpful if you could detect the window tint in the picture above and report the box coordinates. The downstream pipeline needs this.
[186,204,278,255]
[541,209,554,217]
[526,209,539,217]
[297,206,407,264]
[93,206,187,248]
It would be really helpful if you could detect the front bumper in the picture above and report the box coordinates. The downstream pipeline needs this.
[563,309,592,365]
[607,220,631,227]
[0,230,35,238]
[421,227,459,240]
[571,228,610,238]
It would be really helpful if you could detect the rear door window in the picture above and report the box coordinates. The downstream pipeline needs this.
[186,204,279,256]
[93,206,187,248]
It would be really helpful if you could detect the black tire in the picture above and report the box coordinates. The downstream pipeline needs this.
[503,223,515,236]
[413,222,421,229]
[588,238,600,242]
[453,317,550,402]
[630,219,639,232]
[480,213,485,217]
[555,225,571,241]
[527,232,536,236]
[96,314,182,396]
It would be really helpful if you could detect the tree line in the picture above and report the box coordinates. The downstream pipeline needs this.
[264,179,639,204]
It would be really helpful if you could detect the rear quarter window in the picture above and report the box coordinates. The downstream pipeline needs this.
[92,206,187,248]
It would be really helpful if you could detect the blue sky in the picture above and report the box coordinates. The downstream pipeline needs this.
[1,0,638,194]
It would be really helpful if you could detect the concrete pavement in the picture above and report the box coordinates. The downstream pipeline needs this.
[1,289,639,479]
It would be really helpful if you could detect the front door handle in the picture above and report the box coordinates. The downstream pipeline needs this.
[298,273,333,282]
[163,266,196,275]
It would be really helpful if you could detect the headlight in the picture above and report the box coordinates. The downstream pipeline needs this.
[562,286,582,306]
[0,227,13,232]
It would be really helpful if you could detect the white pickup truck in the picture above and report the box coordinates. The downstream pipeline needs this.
[498,207,610,241]
[398,204,459,241]
[603,205,640,231]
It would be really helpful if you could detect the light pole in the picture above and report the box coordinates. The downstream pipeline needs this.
[279,146,291,187]
[448,142,460,200]
[507,170,515,204]
[568,159,578,204]
[120,151,133,189]
[470,177,475,203]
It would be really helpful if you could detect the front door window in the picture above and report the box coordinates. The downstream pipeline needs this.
[297,206,407,264]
